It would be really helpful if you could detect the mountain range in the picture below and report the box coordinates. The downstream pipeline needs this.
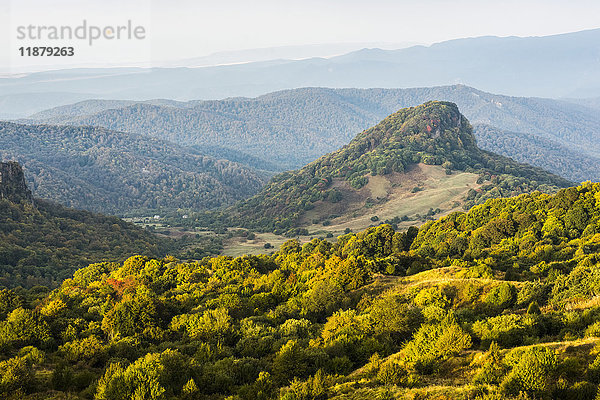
[24,85,600,183]
[2,29,600,119]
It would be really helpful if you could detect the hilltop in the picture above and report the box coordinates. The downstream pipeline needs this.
[187,102,571,235]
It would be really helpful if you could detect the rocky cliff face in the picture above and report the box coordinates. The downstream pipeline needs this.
[0,162,33,203]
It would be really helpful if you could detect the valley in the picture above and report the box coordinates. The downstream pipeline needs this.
[2,23,600,399]
[218,165,478,257]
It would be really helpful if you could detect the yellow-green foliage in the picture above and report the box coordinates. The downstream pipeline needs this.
[96,349,189,400]
[403,317,472,373]
[4,183,600,399]
[501,346,558,395]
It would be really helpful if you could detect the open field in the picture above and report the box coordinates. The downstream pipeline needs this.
[304,164,480,236]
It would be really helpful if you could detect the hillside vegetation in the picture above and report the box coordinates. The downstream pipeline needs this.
[474,123,600,183]
[0,162,230,288]
[4,182,600,399]
[185,102,570,234]
[0,162,172,288]
[0,122,267,215]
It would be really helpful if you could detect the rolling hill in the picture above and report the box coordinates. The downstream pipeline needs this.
[0,122,267,215]
[26,85,600,182]
[185,102,571,234]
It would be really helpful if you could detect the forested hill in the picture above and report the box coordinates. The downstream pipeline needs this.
[473,123,600,183]
[0,162,171,288]
[0,122,267,215]
[194,102,571,234]
[26,85,600,182]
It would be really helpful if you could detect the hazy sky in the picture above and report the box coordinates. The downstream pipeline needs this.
[1,0,600,72]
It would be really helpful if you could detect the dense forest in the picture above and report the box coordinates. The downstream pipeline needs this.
[0,185,168,288]
[3,182,600,399]
[473,124,600,183]
[0,122,267,215]
[184,102,571,234]
[26,85,600,181]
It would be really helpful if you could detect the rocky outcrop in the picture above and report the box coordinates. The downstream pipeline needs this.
[0,161,33,203]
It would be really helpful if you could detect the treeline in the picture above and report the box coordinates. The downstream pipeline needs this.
[4,183,600,398]
[0,122,267,214]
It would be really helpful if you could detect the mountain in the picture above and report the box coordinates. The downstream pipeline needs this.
[2,28,600,120]
[27,98,197,121]
[27,99,137,120]
[0,122,267,215]
[189,102,571,234]
[0,162,170,287]
[28,85,600,182]
[159,42,419,68]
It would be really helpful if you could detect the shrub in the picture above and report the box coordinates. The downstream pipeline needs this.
[403,317,472,373]
[485,283,517,310]
[0,355,34,394]
[377,359,411,386]
[413,286,449,309]
[272,340,310,384]
[282,369,334,400]
[472,314,537,348]
[587,353,600,383]
[95,349,189,400]
[501,346,557,396]
[473,342,505,385]
[517,281,546,307]
[59,335,105,363]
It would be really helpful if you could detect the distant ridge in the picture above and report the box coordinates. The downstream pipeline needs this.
[2,28,600,120]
